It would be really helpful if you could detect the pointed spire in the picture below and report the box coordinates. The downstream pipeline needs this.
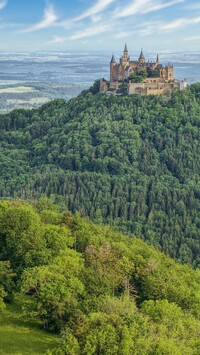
[123,43,129,60]
[156,53,159,63]
[110,53,116,64]
[139,48,145,59]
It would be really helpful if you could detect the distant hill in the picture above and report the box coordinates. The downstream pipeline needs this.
[0,199,200,354]
[0,83,200,266]
[0,82,84,113]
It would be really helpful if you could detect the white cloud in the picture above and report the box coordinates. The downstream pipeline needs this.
[50,22,112,44]
[50,35,66,44]
[185,3,200,10]
[77,0,115,19]
[138,20,161,36]
[113,0,151,18]
[69,23,111,40]
[91,14,103,23]
[62,0,186,44]
[161,16,200,30]
[138,16,200,36]
[142,0,185,14]
[113,0,185,18]
[0,0,7,11]
[20,4,58,33]
[115,31,131,39]
[19,0,115,42]
[62,0,115,26]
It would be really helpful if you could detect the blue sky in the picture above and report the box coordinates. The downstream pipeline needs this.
[0,0,200,51]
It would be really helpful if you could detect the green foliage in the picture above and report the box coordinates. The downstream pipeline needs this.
[0,200,200,353]
[147,68,160,78]
[0,203,73,275]
[0,287,6,313]
[21,250,85,331]
[0,261,15,301]
[0,86,200,268]
[128,69,148,82]
[88,80,101,95]
[116,82,128,95]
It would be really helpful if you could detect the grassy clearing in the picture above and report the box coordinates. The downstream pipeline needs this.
[7,97,50,105]
[29,97,50,104]
[0,300,59,355]
[0,86,36,94]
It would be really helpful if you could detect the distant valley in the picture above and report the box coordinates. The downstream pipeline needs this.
[0,82,84,112]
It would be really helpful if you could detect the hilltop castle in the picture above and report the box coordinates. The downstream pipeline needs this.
[100,44,186,95]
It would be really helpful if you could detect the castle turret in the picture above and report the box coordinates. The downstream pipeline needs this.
[160,63,174,81]
[110,53,117,82]
[138,49,145,64]
[166,63,174,81]
[110,53,116,64]
[123,43,129,60]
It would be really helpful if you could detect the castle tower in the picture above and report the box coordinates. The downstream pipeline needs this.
[110,53,116,65]
[160,63,174,81]
[110,54,117,82]
[124,43,129,60]
[166,63,174,81]
[138,49,145,64]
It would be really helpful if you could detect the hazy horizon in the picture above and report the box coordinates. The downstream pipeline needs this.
[0,50,199,86]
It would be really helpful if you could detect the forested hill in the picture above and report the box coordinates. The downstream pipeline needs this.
[0,199,200,354]
[0,84,200,266]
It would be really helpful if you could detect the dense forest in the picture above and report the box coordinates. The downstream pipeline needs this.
[0,84,200,266]
[0,199,200,354]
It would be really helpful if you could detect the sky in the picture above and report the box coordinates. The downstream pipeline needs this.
[0,0,200,52]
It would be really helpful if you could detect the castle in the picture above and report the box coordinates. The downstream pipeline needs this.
[100,44,187,95]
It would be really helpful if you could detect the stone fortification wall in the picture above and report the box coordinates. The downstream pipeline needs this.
[99,78,187,96]
[128,81,183,96]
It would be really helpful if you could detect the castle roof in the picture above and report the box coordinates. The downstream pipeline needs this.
[148,62,156,67]
[110,54,116,64]
[139,63,146,67]
[139,49,145,59]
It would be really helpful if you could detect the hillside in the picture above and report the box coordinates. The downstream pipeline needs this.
[0,300,59,354]
[0,199,200,354]
[0,84,200,266]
